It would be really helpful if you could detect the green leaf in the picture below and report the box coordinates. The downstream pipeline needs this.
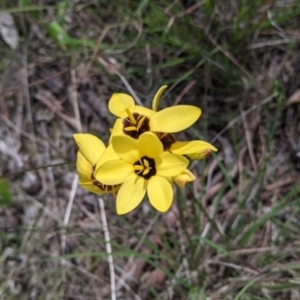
[0,180,13,207]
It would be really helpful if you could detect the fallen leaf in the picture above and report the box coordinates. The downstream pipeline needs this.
[0,12,19,49]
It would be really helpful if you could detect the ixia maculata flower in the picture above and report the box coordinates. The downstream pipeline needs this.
[73,85,218,215]
[109,86,201,141]
[74,134,120,195]
[95,132,189,214]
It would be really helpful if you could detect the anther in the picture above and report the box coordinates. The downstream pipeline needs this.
[125,108,137,125]
[143,159,149,168]
[143,169,150,176]
[133,165,144,175]
[134,165,144,171]
[124,125,137,131]
[137,115,146,131]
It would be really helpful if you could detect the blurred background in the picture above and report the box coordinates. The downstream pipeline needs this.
[1,0,300,299]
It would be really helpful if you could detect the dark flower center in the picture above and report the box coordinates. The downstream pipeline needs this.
[156,132,176,150]
[133,156,156,180]
[123,112,150,139]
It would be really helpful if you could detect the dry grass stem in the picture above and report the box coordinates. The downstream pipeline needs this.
[99,197,116,300]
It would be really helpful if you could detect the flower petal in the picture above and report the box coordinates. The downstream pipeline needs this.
[173,169,196,188]
[109,93,135,118]
[79,181,105,195]
[156,154,188,177]
[150,105,201,132]
[116,174,146,214]
[147,176,173,212]
[96,159,133,185]
[170,140,217,160]
[76,151,92,181]
[138,132,163,159]
[97,143,119,167]
[152,85,168,111]
[134,105,156,117]
[112,135,139,163]
[73,134,106,165]
[109,119,124,142]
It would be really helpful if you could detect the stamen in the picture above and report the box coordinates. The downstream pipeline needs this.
[143,169,150,176]
[133,156,156,179]
[125,108,137,125]
[137,115,146,130]
[134,165,144,171]
[143,159,149,168]
[124,126,137,131]
[122,112,150,139]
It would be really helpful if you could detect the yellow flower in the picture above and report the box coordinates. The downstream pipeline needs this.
[74,134,120,195]
[170,140,218,160]
[150,86,218,157]
[152,134,217,159]
[173,169,196,188]
[109,86,201,140]
[95,132,189,214]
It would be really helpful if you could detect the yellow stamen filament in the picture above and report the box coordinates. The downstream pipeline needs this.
[125,108,137,125]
